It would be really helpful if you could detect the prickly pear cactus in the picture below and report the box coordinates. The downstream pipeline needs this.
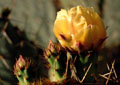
[75,51,98,83]
[44,40,67,82]
[14,55,30,85]
[44,41,99,83]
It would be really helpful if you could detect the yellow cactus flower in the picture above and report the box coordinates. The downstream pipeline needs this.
[53,6,106,53]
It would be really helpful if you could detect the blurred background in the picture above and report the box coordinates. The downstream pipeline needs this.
[0,0,120,84]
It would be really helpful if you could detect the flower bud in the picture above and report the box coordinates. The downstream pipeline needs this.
[14,55,26,76]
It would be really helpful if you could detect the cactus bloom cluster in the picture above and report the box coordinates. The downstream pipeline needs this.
[53,6,106,53]
[13,6,109,84]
